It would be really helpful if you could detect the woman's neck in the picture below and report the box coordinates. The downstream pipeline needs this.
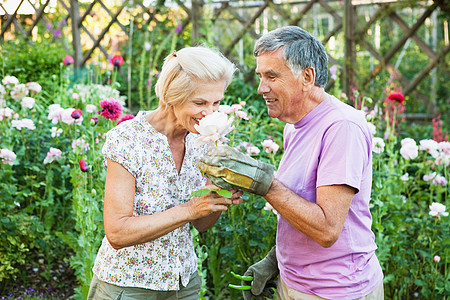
[145,107,187,142]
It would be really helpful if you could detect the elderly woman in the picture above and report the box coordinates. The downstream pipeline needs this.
[88,46,241,299]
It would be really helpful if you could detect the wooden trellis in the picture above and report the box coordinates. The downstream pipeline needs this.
[0,0,449,115]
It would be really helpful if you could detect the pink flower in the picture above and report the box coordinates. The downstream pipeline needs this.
[329,65,338,80]
[261,139,280,154]
[71,108,83,119]
[43,147,62,164]
[235,110,249,120]
[72,138,90,154]
[63,56,74,66]
[0,148,16,165]
[78,159,89,172]
[117,114,135,125]
[26,82,41,94]
[175,24,183,34]
[110,55,124,67]
[218,105,234,115]
[387,92,405,105]
[98,97,123,120]
[72,93,80,100]
[434,256,441,263]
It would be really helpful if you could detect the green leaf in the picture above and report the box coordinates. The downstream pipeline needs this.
[191,188,212,198]
[215,189,232,198]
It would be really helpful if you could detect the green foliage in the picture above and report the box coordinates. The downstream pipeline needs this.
[0,38,66,94]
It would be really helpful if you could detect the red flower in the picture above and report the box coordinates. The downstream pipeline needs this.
[388,92,405,105]
[117,114,135,125]
[78,159,89,172]
[110,55,124,67]
[63,56,74,66]
[98,97,123,120]
[71,109,83,119]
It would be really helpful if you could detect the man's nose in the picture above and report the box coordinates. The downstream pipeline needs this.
[257,80,270,94]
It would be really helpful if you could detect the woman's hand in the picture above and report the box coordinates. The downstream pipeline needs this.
[184,185,243,220]
[188,185,243,232]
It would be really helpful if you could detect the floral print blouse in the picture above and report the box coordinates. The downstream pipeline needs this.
[92,111,207,291]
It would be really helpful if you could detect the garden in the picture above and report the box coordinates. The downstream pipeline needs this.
[0,0,449,299]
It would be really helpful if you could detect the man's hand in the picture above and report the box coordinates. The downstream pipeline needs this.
[242,246,278,299]
[199,145,275,196]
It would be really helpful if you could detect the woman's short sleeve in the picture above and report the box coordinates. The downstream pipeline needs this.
[102,125,138,177]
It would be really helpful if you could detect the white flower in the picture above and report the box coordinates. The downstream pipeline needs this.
[372,137,385,153]
[2,75,19,86]
[400,141,418,160]
[401,138,416,146]
[434,153,450,167]
[51,127,63,137]
[261,139,280,154]
[85,104,97,113]
[366,122,376,136]
[60,108,83,125]
[0,84,6,97]
[21,97,35,109]
[423,172,436,182]
[400,173,409,181]
[429,202,448,218]
[247,146,260,155]
[419,139,439,158]
[194,111,234,147]
[0,148,16,165]
[11,118,35,130]
[0,107,14,120]
[10,84,28,100]
[438,141,450,156]
[43,147,63,164]
[72,93,80,100]
[26,82,41,94]
[48,104,64,124]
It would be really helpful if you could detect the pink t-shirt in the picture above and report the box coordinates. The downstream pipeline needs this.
[276,96,383,299]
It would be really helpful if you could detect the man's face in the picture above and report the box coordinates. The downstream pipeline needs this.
[256,48,304,124]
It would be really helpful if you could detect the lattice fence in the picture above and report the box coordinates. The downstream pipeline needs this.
[1,0,449,115]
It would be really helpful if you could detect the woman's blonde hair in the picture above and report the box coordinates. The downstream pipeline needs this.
[155,46,235,108]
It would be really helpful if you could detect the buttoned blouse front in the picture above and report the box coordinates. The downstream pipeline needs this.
[92,111,207,291]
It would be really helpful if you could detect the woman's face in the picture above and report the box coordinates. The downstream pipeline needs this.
[172,80,226,134]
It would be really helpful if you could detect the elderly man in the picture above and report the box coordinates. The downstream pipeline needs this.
[200,26,383,300]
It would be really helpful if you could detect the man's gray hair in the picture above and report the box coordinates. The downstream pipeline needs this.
[254,26,328,87]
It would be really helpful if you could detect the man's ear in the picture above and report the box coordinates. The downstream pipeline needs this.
[302,67,316,89]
